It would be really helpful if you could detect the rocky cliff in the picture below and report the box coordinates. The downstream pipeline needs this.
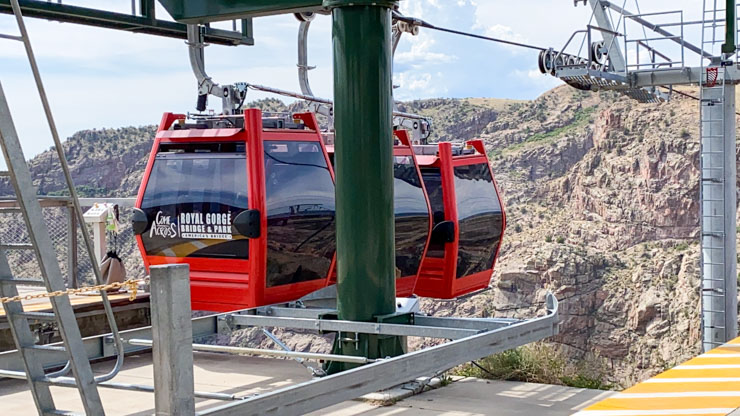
[5,88,730,387]
[419,86,716,386]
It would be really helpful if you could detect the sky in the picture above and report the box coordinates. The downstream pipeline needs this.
[0,0,707,159]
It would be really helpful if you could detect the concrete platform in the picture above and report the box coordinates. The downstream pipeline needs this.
[0,350,612,415]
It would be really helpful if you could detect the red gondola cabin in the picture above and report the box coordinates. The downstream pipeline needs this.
[325,130,432,297]
[133,109,336,311]
[414,141,505,299]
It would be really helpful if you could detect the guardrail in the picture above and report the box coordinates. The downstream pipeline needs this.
[0,196,138,288]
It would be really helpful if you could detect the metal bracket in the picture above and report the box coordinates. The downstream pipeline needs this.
[216,315,234,335]
[186,24,246,115]
[390,12,431,143]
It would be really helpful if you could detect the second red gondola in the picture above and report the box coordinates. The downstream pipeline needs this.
[414,141,506,299]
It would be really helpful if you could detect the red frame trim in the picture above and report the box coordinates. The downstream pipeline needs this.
[135,111,336,311]
[414,140,506,299]
[392,130,433,297]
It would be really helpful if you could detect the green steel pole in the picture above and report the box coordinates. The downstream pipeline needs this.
[324,0,401,373]
[329,0,396,322]
[723,0,736,55]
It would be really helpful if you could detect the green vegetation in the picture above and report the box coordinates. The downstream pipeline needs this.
[556,236,565,244]
[455,343,612,390]
[504,106,597,154]
[674,242,690,251]
[680,128,691,139]
[438,373,454,387]
[47,185,109,197]
[545,235,553,243]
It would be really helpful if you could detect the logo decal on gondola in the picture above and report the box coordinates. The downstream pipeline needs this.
[179,212,233,240]
[150,211,178,239]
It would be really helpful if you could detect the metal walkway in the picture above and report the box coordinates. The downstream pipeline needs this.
[574,336,740,416]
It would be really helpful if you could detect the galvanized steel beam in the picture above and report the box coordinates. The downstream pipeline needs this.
[158,0,327,23]
[198,296,559,416]
[0,0,253,46]
[150,264,195,416]
[230,315,484,340]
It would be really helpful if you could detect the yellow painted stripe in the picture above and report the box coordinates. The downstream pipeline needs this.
[578,336,740,415]
[682,356,740,365]
[706,348,740,355]
[652,368,740,378]
[626,381,740,393]
[615,392,740,398]
[585,396,740,411]
[688,355,740,364]
[574,411,730,416]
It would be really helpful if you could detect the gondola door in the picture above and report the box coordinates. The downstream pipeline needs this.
[392,130,432,297]
[258,111,336,306]
[135,112,255,312]
[415,141,505,299]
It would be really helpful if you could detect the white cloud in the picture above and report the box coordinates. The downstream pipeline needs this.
[393,71,448,100]
[513,69,564,90]
[477,23,529,54]
[394,36,456,66]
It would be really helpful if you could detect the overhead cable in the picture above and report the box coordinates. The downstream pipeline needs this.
[661,86,740,116]
[393,13,547,52]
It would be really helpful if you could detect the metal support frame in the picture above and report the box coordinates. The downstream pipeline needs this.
[186,25,247,114]
[1,292,559,414]
[0,0,254,46]
[723,0,736,54]
[297,17,316,97]
[229,314,502,340]
[150,264,195,416]
[66,201,78,289]
[327,0,401,373]
[293,15,429,141]
[157,0,328,23]
[602,1,711,60]
[198,295,559,416]
[5,0,127,387]
[588,0,626,72]
[129,338,378,364]
[700,72,738,351]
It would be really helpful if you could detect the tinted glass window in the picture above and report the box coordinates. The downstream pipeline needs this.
[420,167,446,258]
[454,163,503,278]
[140,148,248,260]
[394,156,430,278]
[265,141,336,287]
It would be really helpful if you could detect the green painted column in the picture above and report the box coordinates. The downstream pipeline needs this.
[723,0,736,55]
[324,0,402,373]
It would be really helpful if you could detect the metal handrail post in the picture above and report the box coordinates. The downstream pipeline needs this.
[150,264,195,416]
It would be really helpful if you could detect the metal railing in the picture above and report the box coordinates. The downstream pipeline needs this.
[0,196,140,288]
[623,10,686,72]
